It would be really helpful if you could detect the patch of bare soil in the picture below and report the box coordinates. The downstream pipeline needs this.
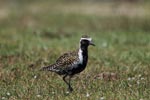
[94,72,118,81]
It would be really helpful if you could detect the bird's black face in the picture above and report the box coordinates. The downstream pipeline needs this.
[80,39,95,47]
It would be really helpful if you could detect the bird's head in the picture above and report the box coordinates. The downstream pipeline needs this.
[80,35,95,47]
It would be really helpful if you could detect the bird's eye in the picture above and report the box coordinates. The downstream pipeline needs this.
[81,40,89,45]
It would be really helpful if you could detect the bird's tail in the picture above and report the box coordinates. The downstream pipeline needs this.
[40,63,58,72]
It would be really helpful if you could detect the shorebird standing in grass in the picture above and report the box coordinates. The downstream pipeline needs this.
[41,35,95,92]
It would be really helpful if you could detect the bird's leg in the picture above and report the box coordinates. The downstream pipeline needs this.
[68,76,73,92]
[63,75,73,92]
[63,75,69,89]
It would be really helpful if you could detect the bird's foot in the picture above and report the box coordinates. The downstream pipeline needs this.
[68,86,73,92]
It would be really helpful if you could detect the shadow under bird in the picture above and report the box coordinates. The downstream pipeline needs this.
[41,35,95,92]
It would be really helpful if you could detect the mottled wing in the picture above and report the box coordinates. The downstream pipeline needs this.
[55,51,78,69]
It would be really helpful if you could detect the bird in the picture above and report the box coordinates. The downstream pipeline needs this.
[41,35,95,92]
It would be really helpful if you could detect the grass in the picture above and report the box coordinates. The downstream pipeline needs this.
[1,1,150,100]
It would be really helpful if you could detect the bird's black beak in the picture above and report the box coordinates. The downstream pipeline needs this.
[90,41,95,46]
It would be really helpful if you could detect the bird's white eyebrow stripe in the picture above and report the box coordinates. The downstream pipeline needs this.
[80,38,92,41]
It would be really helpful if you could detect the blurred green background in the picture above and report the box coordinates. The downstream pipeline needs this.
[0,0,150,33]
[1,0,150,55]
